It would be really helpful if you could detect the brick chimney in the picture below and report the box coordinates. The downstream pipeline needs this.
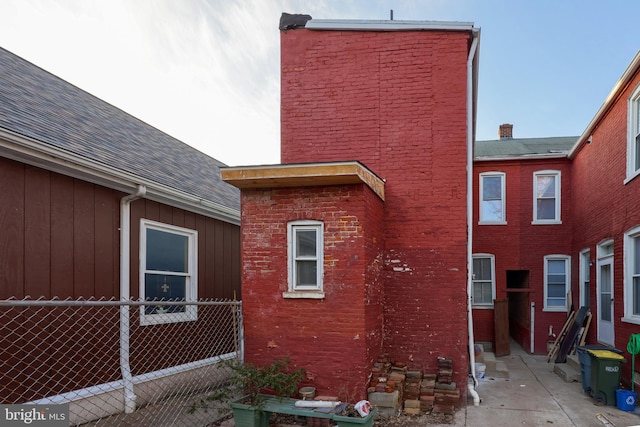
[499,123,513,140]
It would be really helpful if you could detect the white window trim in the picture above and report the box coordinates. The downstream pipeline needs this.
[532,170,562,224]
[579,248,591,309]
[623,225,640,324]
[478,172,506,225]
[471,254,496,308]
[139,219,198,326]
[625,84,640,184]
[543,255,570,312]
[284,220,324,299]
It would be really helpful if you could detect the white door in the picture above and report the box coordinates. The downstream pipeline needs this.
[597,256,614,345]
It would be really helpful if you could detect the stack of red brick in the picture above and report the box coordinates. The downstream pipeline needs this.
[367,354,460,416]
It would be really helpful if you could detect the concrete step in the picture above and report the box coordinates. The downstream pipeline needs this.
[553,361,581,383]
[489,360,510,379]
[567,354,580,371]
[479,352,496,371]
[476,352,509,379]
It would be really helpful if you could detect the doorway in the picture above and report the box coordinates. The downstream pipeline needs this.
[597,256,614,345]
[504,270,531,354]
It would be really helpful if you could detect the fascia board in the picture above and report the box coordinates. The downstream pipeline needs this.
[306,19,474,31]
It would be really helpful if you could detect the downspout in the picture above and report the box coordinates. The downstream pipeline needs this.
[466,29,481,406]
[120,185,146,413]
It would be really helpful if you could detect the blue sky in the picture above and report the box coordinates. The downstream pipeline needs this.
[0,0,637,166]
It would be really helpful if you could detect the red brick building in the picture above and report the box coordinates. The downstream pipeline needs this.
[223,15,480,400]
[223,12,640,400]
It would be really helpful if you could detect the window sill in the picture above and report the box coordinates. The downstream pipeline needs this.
[531,220,562,225]
[542,307,568,313]
[472,305,494,310]
[283,291,325,299]
[624,170,640,185]
[621,316,640,326]
[478,221,507,226]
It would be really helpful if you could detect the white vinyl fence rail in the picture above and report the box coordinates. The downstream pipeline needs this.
[0,297,243,426]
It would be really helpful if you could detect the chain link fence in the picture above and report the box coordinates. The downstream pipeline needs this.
[0,297,243,426]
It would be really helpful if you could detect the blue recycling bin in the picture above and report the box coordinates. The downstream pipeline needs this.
[576,345,622,395]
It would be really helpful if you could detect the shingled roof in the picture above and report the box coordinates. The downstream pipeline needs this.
[475,136,578,160]
[0,47,239,217]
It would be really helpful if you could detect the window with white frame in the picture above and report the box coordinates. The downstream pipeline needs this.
[544,255,570,311]
[472,254,495,307]
[479,172,506,224]
[533,171,561,223]
[624,225,640,323]
[627,84,640,181]
[579,249,591,309]
[140,219,197,325]
[285,220,324,298]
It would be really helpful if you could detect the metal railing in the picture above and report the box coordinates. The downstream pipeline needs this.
[0,297,243,426]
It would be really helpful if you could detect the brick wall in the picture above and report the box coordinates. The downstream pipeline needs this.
[240,184,384,399]
[473,158,573,353]
[280,28,472,394]
[571,71,640,379]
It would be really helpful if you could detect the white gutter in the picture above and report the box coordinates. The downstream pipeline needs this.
[305,18,474,32]
[466,28,481,406]
[119,184,146,413]
[474,153,570,162]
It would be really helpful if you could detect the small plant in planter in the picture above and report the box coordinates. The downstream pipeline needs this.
[190,357,305,427]
[227,357,306,407]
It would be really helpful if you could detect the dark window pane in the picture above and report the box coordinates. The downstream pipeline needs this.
[296,230,316,257]
[634,237,640,275]
[601,293,612,321]
[634,277,640,315]
[548,283,566,298]
[537,199,556,220]
[147,229,188,272]
[144,273,186,314]
[473,258,492,281]
[483,176,502,200]
[296,260,317,286]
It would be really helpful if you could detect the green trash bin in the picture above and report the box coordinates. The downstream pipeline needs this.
[587,349,626,405]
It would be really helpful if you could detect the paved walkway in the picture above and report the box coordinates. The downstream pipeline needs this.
[450,345,640,427]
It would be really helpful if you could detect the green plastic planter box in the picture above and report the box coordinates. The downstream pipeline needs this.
[230,394,377,427]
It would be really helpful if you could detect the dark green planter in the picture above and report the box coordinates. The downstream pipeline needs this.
[230,396,272,427]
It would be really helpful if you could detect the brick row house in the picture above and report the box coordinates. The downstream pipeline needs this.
[223,13,640,404]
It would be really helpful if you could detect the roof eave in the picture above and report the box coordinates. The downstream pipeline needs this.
[474,153,569,162]
[0,128,240,225]
[221,161,386,201]
[569,50,640,159]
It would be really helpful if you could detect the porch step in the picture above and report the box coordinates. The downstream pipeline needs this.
[567,354,581,371]
[553,359,581,383]
[477,352,509,379]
